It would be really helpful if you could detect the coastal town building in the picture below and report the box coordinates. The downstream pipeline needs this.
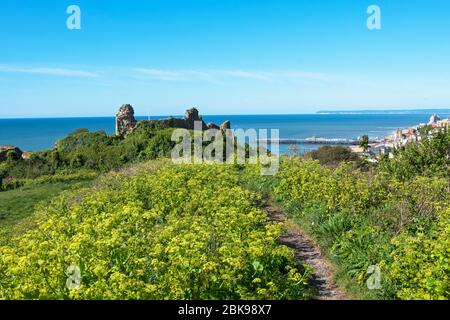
[428,114,440,125]
[436,118,450,129]
[427,113,449,129]
[366,113,449,161]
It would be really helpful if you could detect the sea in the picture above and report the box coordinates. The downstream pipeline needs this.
[1,111,450,154]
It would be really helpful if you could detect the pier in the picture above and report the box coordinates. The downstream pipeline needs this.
[258,137,362,145]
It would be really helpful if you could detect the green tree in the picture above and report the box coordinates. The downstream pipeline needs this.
[359,135,370,152]
[304,146,361,168]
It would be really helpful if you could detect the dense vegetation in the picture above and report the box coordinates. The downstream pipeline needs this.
[379,129,450,180]
[0,122,175,191]
[0,162,311,299]
[271,130,449,299]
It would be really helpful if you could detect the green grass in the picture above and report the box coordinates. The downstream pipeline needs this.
[286,213,381,300]
[0,180,93,240]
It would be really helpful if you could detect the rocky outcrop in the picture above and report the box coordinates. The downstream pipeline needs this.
[115,104,137,136]
[0,146,23,162]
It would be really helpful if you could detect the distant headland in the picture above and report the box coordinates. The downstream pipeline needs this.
[317,108,450,115]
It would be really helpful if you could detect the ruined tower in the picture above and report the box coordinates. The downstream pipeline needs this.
[115,104,137,136]
[184,107,207,130]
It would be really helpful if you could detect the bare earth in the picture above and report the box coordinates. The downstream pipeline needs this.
[265,202,348,300]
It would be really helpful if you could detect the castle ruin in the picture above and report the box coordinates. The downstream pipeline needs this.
[115,104,230,136]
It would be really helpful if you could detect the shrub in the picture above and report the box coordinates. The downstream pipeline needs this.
[389,207,450,300]
[379,129,450,180]
[304,146,362,168]
[0,126,178,191]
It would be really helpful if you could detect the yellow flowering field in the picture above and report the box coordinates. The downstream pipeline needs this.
[0,162,311,300]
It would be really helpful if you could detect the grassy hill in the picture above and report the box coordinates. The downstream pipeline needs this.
[0,126,448,300]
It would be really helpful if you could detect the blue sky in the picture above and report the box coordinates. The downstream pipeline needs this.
[1,0,450,117]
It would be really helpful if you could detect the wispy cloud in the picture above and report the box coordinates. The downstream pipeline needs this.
[0,65,99,78]
[133,68,211,81]
[0,65,330,82]
[281,71,331,81]
[133,68,330,82]
[214,70,271,81]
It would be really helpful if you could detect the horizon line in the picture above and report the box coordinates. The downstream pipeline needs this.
[1,108,450,120]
